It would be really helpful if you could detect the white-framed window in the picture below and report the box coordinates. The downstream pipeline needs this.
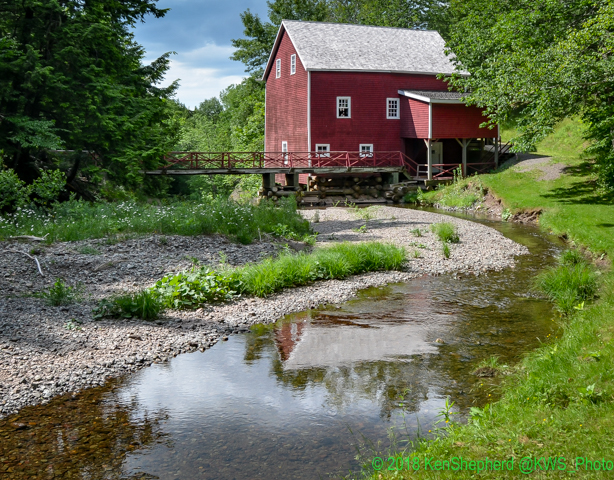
[276,59,281,78]
[282,141,288,164]
[290,54,296,75]
[387,98,399,119]
[359,144,374,157]
[315,144,330,157]
[337,97,351,118]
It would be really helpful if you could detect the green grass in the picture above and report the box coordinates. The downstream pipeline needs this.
[35,278,82,306]
[94,242,406,318]
[235,242,406,297]
[535,252,599,315]
[0,197,311,245]
[431,222,460,243]
[501,117,590,160]
[415,176,486,209]
[93,290,162,321]
[367,119,614,480]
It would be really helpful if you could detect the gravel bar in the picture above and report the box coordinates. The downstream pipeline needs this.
[0,206,528,417]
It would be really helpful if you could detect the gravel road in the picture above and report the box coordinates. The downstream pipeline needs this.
[0,206,527,417]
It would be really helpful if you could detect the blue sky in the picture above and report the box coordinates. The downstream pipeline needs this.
[132,0,270,109]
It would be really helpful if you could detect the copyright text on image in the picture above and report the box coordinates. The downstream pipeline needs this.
[372,456,614,474]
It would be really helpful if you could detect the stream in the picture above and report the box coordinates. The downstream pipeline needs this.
[0,214,562,479]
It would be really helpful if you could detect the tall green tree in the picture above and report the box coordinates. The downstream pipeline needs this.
[445,0,614,189]
[231,0,330,76]
[0,0,179,196]
[329,0,449,34]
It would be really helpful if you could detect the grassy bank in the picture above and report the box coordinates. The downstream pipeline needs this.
[372,120,614,479]
[95,242,407,319]
[0,197,311,245]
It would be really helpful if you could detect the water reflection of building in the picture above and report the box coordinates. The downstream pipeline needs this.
[274,312,437,370]
[275,319,308,362]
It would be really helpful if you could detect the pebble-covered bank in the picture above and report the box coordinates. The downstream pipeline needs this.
[0,207,528,417]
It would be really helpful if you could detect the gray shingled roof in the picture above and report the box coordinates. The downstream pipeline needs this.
[264,21,458,79]
[398,90,468,103]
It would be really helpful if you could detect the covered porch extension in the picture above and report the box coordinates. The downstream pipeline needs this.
[398,90,508,180]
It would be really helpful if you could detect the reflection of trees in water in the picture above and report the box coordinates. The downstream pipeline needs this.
[272,357,431,419]
[0,379,168,479]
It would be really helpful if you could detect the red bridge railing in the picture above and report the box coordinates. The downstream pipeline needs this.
[161,151,419,176]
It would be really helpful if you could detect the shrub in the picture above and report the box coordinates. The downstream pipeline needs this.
[431,222,460,243]
[442,242,451,259]
[93,290,162,320]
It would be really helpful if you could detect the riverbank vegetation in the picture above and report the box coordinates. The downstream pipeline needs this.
[0,197,311,245]
[369,122,614,478]
[95,242,407,320]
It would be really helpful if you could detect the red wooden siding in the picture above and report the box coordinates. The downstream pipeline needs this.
[401,98,429,139]
[264,30,308,152]
[309,72,447,151]
[431,103,493,139]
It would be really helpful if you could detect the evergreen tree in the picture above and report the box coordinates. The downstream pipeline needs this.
[0,0,180,195]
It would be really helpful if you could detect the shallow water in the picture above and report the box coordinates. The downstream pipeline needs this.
[0,216,562,479]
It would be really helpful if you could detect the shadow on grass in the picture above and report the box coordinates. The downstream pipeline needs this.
[540,161,614,205]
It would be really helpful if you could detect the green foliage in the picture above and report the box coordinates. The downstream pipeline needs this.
[442,242,451,259]
[353,205,381,221]
[445,0,614,189]
[36,278,82,306]
[0,197,311,245]
[93,290,162,321]
[431,222,460,243]
[410,228,422,237]
[535,252,599,315]
[235,242,406,297]
[64,318,83,331]
[419,177,485,209]
[0,166,26,211]
[0,163,65,211]
[271,223,318,244]
[0,0,180,196]
[231,0,330,75]
[152,267,242,309]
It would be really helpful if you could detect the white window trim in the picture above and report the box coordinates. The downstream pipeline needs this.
[315,144,330,157]
[337,96,351,118]
[290,54,296,75]
[359,144,374,157]
[276,59,281,79]
[282,141,288,164]
[386,98,400,119]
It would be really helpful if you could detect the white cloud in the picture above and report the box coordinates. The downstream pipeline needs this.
[165,60,246,108]
[147,43,249,108]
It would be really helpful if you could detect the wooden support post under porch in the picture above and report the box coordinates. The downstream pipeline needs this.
[423,139,433,181]
[454,138,469,176]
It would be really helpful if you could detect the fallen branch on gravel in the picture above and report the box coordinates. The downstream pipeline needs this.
[8,234,49,242]
[6,249,45,276]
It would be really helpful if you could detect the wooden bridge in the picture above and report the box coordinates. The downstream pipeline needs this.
[144,144,511,182]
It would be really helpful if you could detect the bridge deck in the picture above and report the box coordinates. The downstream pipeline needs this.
[143,151,498,180]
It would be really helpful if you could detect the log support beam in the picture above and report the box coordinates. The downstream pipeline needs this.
[284,173,299,187]
[262,173,275,189]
